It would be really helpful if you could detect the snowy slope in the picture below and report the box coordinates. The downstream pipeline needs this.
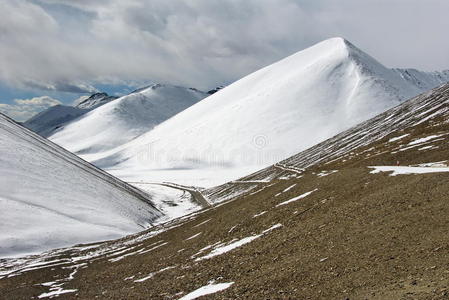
[206,82,449,203]
[49,84,207,157]
[23,105,86,137]
[0,113,161,258]
[393,68,449,93]
[23,93,117,137]
[68,38,449,187]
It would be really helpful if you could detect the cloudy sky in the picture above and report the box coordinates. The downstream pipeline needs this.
[1,0,449,120]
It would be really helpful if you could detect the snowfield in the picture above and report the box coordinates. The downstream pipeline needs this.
[77,37,449,188]
[0,113,161,258]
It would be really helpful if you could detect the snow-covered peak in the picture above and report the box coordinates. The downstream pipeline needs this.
[24,92,117,137]
[49,84,208,157]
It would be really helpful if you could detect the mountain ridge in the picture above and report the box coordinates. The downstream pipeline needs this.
[23,92,117,137]
[49,84,208,157]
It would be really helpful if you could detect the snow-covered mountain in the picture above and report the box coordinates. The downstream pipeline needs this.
[0,113,161,258]
[49,84,207,158]
[23,92,117,137]
[23,105,86,137]
[79,38,449,188]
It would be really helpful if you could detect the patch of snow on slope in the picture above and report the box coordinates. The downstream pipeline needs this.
[134,266,176,283]
[179,282,234,300]
[282,184,297,193]
[185,232,202,241]
[407,134,445,145]
[195,224,282,261]
[388,134,409,143]
[317,170,338,177]
[369,166,449,176]
[276,189,318,207]
[252,211,267,218]
[37,263,85,298]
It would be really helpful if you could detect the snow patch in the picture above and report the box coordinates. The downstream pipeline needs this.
[388,134,409,142]
[178,282,234,300]
[195,224,282,261]
[134,266,176,283]
[407,134,444,146]
[185,232,202,241]
[252,211,267,218]
[317,170,338,177]
[369,166,449,176]
[276,189,318,207]
[193,219,211,228]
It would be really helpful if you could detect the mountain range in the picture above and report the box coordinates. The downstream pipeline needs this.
[52,37,448,187]
[48,84,207,158]
[23,92,117,137]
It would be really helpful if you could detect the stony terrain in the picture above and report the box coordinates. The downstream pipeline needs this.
[1,84,449,299]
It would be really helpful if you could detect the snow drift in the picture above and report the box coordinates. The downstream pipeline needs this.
[0,113,161,258]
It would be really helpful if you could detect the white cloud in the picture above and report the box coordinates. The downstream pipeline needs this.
[0,0,448,91]
[0,96,61,121]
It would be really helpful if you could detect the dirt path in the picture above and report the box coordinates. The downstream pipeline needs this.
[128,181,212,208]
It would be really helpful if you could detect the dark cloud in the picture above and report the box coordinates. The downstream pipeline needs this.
[1,0,448,91]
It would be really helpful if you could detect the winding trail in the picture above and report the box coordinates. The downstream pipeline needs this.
[128,182,212,208]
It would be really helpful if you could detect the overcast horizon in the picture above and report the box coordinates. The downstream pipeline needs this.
[1,0,449,121]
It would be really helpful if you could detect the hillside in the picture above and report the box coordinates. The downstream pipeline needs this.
[1,84,448,299]
[0,113,161,259]
[49,84,207,159]
[90,37,449,188]
[23,105,86,137]
[23,93,117,137]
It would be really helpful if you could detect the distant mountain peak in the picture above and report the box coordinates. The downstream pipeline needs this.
[75,92,118,109]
